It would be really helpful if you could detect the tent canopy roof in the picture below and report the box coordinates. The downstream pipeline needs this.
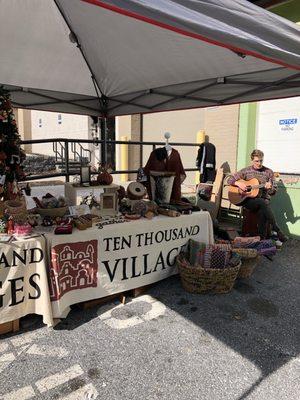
[1,0,299,116]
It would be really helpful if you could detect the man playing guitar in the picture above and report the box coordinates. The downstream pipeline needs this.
[228,149,288,242]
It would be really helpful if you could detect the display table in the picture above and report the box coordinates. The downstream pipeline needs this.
[0,211,213,327]
[0,235,53,327]
[47,211,214,319]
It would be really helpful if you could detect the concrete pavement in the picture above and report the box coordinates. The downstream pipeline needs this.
[0,239,299,400]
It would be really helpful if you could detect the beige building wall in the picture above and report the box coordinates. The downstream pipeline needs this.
[115,114,142,181]
[116,115,132,140]
[117,105,239,185]
[117,109,206,185]
[143,109,205,185]
[203,104,240,174]
[115,115,131,174]
[14,109,91,157]
[128,114,142,180]
[30,110,90,156]
[14,109,33,153]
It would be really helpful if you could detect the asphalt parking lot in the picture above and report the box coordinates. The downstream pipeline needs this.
[1,239,299,400]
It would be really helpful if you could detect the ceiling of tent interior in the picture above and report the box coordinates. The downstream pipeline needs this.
[0,0,299,117]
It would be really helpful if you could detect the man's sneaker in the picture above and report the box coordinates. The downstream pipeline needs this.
[277,231,288,243]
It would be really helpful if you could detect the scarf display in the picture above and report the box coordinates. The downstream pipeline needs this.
[232,237,277,257]
[188,239,233,269]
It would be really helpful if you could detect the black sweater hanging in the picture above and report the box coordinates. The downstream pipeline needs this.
[196,142,216,183]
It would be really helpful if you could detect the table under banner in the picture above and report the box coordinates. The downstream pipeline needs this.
[0,211,213,325]
[0,235,53,327]
[47,212,214,319]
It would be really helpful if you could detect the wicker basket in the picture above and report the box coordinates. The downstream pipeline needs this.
[237,255,261,279]
[36,206,68,218]
[4,198,28,223]
[176,254,241,294]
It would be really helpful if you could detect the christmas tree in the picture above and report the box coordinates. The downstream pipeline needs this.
[0,87,26,200]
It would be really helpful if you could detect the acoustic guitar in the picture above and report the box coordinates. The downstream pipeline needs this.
[228,178,267,205]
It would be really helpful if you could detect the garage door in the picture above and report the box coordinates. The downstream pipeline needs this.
[257,97,300,174]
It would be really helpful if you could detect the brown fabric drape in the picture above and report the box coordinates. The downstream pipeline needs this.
[143,148,186,202]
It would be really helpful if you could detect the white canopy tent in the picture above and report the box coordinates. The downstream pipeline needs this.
[0,0,299,117]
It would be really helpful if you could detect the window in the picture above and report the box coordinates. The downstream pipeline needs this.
[58,114,62,124]
[38,118,42,128]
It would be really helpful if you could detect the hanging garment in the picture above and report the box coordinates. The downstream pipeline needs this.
[143,147,186,202]
[196,142,216,183]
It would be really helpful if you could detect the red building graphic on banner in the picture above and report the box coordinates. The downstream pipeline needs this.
[50,240,98,300]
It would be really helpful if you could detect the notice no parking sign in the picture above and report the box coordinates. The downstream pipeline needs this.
[279,118,298,131]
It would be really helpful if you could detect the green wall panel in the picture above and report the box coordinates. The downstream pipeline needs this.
[237,103,257,170]
[271,0,300,23]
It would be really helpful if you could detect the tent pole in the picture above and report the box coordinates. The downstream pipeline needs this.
[100,117,107,165]
[100,95,109,165]
[140,114,143,168]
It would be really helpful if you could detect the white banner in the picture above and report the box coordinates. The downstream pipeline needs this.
[48,212,214,319]
[0,235,53,326]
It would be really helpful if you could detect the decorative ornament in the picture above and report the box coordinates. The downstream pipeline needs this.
[97,163,113,185]
[0,218,7,233]
[7,216,14,234]
[13,180,19,194]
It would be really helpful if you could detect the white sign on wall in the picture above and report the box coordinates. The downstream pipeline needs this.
[278,118,298,132]
[257,97,300,173]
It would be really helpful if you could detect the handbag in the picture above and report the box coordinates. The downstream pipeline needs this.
[197,183,213,201]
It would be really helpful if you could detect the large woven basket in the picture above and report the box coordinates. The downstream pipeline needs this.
[176,254,241,294]
[36,206,68,218]
[237,255,261,279]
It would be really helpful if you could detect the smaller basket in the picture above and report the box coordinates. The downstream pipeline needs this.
[237,256,261,279]
[177,254,241,294]
[36,206,68,218]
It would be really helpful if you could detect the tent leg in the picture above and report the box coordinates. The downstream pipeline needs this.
[100,117,107,165]
[140,114,143,168]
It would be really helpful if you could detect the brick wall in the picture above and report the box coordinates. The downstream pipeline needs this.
[204,104,240,174]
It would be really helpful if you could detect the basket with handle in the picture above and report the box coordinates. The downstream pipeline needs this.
[232,249,260,279]
[176,254,241,294]
[35,206,68,218]
[232,248,259,278]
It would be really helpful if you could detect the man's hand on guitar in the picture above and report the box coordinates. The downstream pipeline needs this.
[236,181,247,192]
[229,178,266,205]
[264,182,272,190]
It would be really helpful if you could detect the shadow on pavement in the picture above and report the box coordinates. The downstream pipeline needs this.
[148,239,300,399]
